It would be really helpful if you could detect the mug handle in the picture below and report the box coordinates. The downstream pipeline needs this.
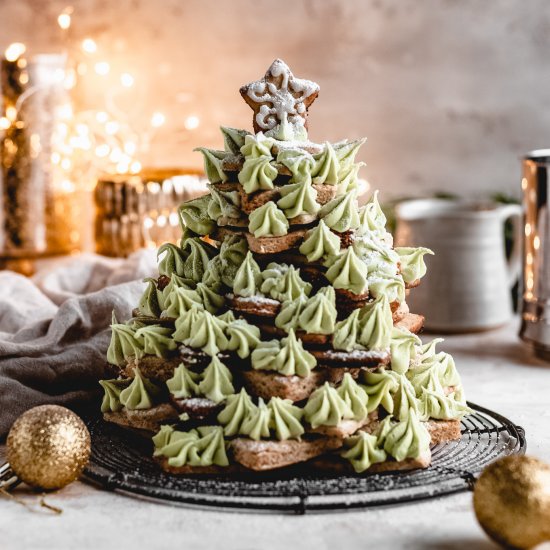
[498,204,523,287]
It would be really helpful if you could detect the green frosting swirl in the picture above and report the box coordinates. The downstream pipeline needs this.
[407,362,443,398]
[390,327,421,374]
[375,415,394,445]
[367,273,406,303]
[268,397,304,440]
[395,247,434,283]
[277,179,320,219]
[198,356,234,403]
[166,363,200,399]
[354,234,397,258]
[153,428,199,465]
[319,189,360,232]
[152,425,176,452]
[217,388,256,436]
[259,262,287,295]
[391,373,421,421]
[437,353,462,389]
[333,309,363,352]
[221,126,251,154]
[225,319,261,358]
[233,251,262,298]
[260,263,311,302]
[207,184,241,221]
[135,325,177,357]
[274,295,307,332]
[338,162,364,192]
[154,425,229,468]
[202,259,225,293]
[265,118,308,141]
[195,282,225,314]
[277,149,314,184]
[304,382,354,428]
[240,133,275,158]
[180,238,215,283]
[341,432,387,473]
[248,201,289,238]
[99,379,129,412]
[238,155,278,194]
[158,243,186,277]
[164,286,202,318]
[158,274,195,311]
[240,398,271,440]
[358,190,386,233]
[407,340,465,403]
[353,235,400,276]
[107,314,144,366]
[250,340,279,370]
[363,369,400,413]
[418,338,444,360]
[251,329,316,377]
[219,235,248,288]
[334,138,366,169]
[299,220,341,262]
[337,373,369,420]
[325,246,369,295]
[194,148,228,184]
[173,304,204,342]
[420,388,471,421]
[298,286,337,334]
[217,310,236,323]
[277,330,317,376]
[181,309,229,356]
[311,142,339,185]
[179,195,216,236]
[357,295,393,350]
[119,367,160,410]
[138,278,161,317]
[382,410,431,462]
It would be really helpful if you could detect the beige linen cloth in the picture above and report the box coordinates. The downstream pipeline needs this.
[0,250,157,437]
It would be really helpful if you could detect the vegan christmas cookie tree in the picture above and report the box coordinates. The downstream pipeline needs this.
[100,60,470,475]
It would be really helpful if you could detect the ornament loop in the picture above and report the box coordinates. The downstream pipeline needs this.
[0,462,20,491]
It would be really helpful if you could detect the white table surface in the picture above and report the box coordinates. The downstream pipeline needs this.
[1,318,550,550]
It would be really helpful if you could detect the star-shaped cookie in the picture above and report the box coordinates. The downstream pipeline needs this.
[240,59,320,133]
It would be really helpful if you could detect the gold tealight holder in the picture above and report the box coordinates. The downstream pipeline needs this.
[94,168,207,257]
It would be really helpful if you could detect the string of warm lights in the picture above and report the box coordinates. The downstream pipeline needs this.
[1,5,202,181]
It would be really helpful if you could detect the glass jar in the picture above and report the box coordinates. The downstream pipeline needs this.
[0,54,81,273]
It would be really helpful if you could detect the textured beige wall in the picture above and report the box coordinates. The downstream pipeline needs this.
[1,0,549,199]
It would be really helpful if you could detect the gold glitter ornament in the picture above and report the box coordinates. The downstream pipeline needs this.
[3,405,91,491]
[473,455,550,549]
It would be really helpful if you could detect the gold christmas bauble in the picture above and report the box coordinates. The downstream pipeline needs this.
[473,455,550,549]
[6,405,91,490]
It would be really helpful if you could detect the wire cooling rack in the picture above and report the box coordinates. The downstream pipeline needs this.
[82,402,525,513]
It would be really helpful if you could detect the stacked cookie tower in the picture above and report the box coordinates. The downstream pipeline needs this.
[100,60,470,475]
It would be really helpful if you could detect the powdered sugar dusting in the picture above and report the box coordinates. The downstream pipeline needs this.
[320,348,390,361]
[227,293,279,306]
[274,140,324,154]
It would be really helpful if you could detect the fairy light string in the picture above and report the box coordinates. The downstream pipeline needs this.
[1,5,202,183]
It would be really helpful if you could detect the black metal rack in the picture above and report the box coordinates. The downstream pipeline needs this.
[83,402,525,513]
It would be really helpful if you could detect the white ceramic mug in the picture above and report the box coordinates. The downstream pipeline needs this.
[395,199,522,332]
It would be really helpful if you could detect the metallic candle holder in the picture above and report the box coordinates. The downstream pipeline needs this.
[94,168,207,257]
[519,150,550,361]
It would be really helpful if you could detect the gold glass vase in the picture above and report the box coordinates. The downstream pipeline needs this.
[94,168,207,257]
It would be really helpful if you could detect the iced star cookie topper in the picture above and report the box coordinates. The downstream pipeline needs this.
[240,59,320,133]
